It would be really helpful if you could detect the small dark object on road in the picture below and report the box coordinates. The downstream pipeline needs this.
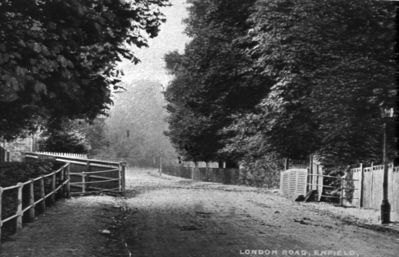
[295,195,305,202]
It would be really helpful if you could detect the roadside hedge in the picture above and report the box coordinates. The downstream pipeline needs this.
[0,159,62,187]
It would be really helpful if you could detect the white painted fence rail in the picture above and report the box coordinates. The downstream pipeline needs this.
[34,151,88,159]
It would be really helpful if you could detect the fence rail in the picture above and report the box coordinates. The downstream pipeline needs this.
[25,152,126,196]
[1,152,126,243]
[0,163,70,244]
[34,151,88,159]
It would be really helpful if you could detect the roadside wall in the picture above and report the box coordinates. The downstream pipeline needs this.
[351,164,399,214]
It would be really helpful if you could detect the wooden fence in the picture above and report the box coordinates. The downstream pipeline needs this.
[281,163,349,204]
[1,152,126,243]
[25,152,126,196]
[162,165,240,185]
[0,163,70,244]
[350,163,399,214]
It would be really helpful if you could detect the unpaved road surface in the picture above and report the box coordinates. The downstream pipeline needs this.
[122,169,399,257]
[1,168,399,257]
[0,196,125,257]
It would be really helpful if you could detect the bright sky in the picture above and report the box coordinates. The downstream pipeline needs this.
[118,0,190,88]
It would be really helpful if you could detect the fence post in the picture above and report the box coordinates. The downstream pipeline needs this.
[370,162,374,208]
[50,173,56,204]
[39,176,46,211]
[28,180,35,222]
[0,187,3,243]
[121,162,126,194]
[86,161,90,192]
[359,163,364,207]
[86,160,91,172]
[82,172,86,194]
[339,177,345,206]
[59,166,65,197]
[65,164,71,198]
[16,183,23,231]
[159,156,162,176]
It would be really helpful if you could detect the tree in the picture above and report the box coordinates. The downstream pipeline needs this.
[38,119,89,153]
[0,0,168,139]
[164,0,271,165]
[230,0,397,165]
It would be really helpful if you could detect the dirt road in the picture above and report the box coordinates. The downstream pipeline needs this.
[121,169,399,257]
[0,196,126,257]
[1,168,398,257]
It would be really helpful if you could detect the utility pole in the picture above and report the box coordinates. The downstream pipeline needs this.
[381,107,393,224]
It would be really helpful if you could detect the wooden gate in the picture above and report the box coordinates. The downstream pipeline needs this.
[25,152,126,195]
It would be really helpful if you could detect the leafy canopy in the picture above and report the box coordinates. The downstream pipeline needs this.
[164,0,270,163]
[0,0,168,139]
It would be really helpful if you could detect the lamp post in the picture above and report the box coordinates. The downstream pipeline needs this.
[381,107,393,224]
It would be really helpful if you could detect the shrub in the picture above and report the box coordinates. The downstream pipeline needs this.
[0,159,62,187]
[239,155,283,188]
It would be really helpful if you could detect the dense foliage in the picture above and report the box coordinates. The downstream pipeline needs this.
[165,0,397,168]
[0,0,168,139]
[0,158,61,187]
[228,0,397,166]
[37,119,89,153]
[164,0,271,165]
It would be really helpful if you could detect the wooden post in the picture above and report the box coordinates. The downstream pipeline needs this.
[59,167,64,197]
[65,164,71,198]
[159,156,162,176]
[339,177,344,206]
[28,180,35,222]
[308,155,313,192]
[205,162,210,181]
[86,160,91,172]
[16,183,23,231]
[86,161,90,192]
[370,162,374,208]
[0,187,3,243]
[192,162,198,180]
[39,176,46,211]
[121,162,126,194]
[284,158,289,171]
[82,172,86,194]
[359,163,364,207]
[50,173,56,204]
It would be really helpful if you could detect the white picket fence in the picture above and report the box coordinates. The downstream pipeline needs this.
[34,151,88,159]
